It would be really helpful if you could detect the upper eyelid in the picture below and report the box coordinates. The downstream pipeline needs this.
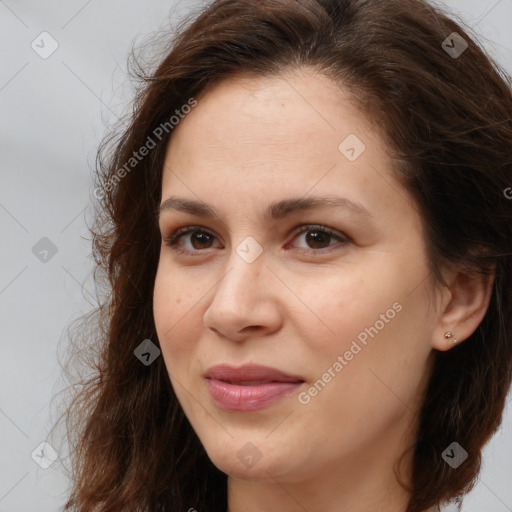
[165,225,220,242]
[286,225,349,248]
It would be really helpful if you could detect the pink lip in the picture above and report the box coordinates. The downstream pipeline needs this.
[204,364,305,411]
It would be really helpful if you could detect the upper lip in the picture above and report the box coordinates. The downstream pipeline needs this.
[204,364,305,383]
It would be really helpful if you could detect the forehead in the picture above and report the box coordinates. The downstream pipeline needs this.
[160,69,416,230]
[163,69,375,179]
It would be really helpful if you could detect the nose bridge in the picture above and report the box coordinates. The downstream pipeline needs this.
[214,241,265,303]
[203,240,281,338]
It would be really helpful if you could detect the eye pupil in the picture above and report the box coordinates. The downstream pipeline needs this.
[306,230,331,249]
[191,232,213,249]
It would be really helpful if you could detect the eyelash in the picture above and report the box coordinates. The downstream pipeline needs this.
[162,224,350,256]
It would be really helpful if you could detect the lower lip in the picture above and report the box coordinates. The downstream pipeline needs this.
[206,378,303,411]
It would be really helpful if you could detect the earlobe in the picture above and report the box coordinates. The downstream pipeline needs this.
[443,331,458,345]
[431,267,495,352]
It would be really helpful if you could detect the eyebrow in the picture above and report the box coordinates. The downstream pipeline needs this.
[158,196,373,221]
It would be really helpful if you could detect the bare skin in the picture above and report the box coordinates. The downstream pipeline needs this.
[153,67,493,512]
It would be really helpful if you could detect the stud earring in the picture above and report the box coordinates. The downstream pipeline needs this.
[444,331,458,344]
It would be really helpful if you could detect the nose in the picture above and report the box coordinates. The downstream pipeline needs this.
[202,249,283,342]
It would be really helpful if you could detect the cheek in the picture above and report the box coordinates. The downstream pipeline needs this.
[290,257,433,379]
[153,266,202,360]
[286,270,392,352]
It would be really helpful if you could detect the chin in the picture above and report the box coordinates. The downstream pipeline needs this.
[202,438,288,482]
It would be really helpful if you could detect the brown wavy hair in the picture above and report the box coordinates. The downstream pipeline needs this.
[58,0,512,510]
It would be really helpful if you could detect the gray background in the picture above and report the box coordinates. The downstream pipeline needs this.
[0,1,511,511]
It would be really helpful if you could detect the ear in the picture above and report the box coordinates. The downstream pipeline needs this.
[431,267,495,352]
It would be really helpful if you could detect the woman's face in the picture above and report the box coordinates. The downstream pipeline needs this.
[153,68,442,490]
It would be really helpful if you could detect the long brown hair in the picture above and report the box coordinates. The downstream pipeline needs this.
[59,1,512,510]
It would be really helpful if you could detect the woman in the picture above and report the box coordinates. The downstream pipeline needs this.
[61,0,512,511]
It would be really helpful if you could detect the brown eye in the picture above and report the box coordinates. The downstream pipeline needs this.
[189,231,215,249]
[164,226,221,255]
[304,230,333,249]
[291,225,349,253]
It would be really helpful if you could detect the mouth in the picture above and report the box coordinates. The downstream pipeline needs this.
[204,364,305,411]
[204,363,305,383]
[222,379,291,385]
